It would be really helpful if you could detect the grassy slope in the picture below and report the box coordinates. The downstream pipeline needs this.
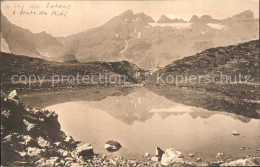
[147,40,259,100]
[1,52,146,92]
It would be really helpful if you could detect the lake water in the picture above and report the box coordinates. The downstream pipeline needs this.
[21,87,260,162]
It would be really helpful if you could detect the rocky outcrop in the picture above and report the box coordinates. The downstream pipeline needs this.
[1,90,79,166]
[161,148,184,165]
[1,90,259,166]
[220,157,260,166]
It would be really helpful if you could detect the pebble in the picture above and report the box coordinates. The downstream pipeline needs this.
[196,158,201,162]
[189,153,194,157]
[144,152,150,158]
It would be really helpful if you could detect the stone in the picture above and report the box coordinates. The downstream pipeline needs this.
[220,158,259,166]
[54,142,61,147]
[65,136,75,144]
[8,90,18,100]
[216,152,224,158]
[1,110,11,118]
[62,150,70,157]
[37,136,50,148]
[161,148,184,166]
[18,152,27,157]
[77,143,94,158]
[65,157,74,162]
[35,158,46,165]
[151,157,159,162]
[144,152,150,158]
[27,147,45,157]
[233,131,240,136]
[196,158,201,162]
[23,119,36,132]
[22,135,33,146]
[241,147,245,150]
[102,154,107,159]
[109,159,117,165]
[105,140,121,152]
[189,153,194,157]
[45,157,60,166]
[155,147,164,158]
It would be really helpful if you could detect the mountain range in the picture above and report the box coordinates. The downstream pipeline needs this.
[1,10,259,69]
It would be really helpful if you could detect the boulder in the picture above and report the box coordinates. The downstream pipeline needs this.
[233,131,240,136]
[77,143,95,158]
[155,147,164,158]
[37,136,50,148]
[144,152,150,158]
[27,147,45,157]
[151,157,159,162]
[189,153,194,157]
[105,140,121,152]
[196,158,201,162]
[23,119,36,132]
[220,158,259,166]
[216,152,224,158]
[8,90,18,100]
[161,148,184,166]
[45,157,60,166]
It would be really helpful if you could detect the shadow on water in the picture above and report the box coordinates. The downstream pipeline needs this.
[148,86,260,120]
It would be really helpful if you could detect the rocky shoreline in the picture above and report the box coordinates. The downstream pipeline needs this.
[1,90,259,166]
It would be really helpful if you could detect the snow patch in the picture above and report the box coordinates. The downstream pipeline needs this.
[138,98,142,104]
[120,40,128,54]
[1,35,11,53]
[149,23,192,29]
[36,49,50,57]
[207,23,226,30]
[137,32,141,39]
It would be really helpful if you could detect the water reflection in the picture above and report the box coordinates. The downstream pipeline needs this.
[44,88,259,160]
[20,87,259,124]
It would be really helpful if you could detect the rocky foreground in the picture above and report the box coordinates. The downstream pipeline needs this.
[1,90,260,166]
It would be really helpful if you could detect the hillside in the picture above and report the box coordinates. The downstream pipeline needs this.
[146,40,260,100]
[1,12,66,60]
[0,52,147,91]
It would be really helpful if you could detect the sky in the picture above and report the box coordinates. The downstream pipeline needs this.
[1,0,259,37]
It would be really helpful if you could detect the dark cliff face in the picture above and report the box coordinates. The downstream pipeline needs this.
[1,90,79,166]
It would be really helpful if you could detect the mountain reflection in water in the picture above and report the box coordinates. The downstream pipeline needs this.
[42,87,259,161]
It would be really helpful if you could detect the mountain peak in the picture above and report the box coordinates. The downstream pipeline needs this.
[200,15,213,19]
[232,10,254,19]
[157,15,186,23]
[189,15,199,22]
[117,9,154,23]
[119,9,134,18]
[189,14,216,23]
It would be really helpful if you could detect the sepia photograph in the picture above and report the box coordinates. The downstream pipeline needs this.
[0,0,259,166]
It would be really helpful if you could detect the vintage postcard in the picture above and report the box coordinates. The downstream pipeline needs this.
[1,0,259,166]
